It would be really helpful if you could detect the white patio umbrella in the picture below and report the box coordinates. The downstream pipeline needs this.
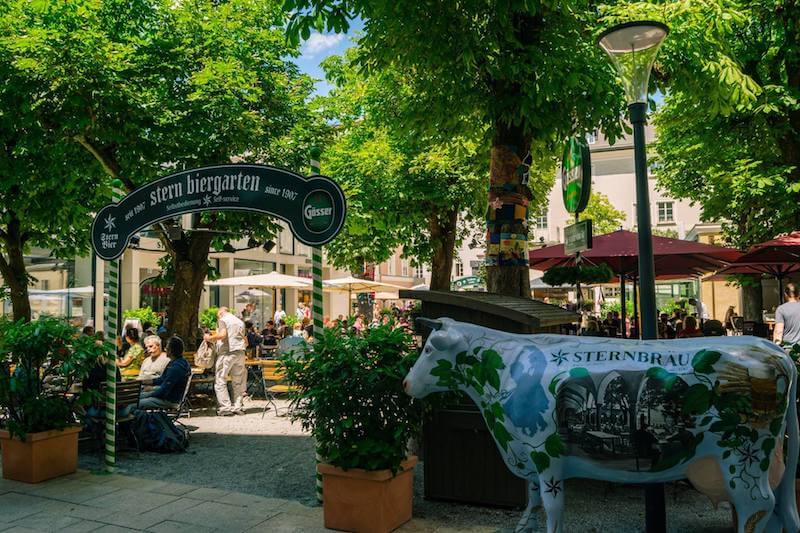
[323,276,406,315]
[204,271,312,289]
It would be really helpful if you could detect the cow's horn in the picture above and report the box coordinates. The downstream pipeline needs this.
[415,317,443,331]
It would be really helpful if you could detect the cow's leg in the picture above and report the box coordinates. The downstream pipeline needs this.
[728,472,776,533]
[515,479,542,532]
[538,465,565,533]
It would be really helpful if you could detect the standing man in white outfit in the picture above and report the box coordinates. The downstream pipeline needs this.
[204,307,247,416]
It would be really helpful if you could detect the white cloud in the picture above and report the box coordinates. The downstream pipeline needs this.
[302,32,345,57]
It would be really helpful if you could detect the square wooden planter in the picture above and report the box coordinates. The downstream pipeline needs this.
[0,426,81,483]
[318,456,418,533]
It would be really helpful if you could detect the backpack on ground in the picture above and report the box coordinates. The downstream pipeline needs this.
[195,340,215,369]
[131,411,189,453]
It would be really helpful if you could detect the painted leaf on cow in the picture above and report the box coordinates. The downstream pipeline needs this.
[531,451,550,472]
[682,383,712,415]
[493,421,513,451]
[569,367,589,379]
[545,433,566,458]
[692,349,722,374]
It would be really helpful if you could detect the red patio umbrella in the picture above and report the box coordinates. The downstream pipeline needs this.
[708,231,800,302]
[529,230,741,337]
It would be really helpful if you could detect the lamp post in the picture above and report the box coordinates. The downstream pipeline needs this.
[598,20,668,533]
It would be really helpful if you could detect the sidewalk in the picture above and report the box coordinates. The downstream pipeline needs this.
[0,470,329,533]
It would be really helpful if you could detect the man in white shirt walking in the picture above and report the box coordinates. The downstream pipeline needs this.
[204,307,247,416]
[273,304,286,325]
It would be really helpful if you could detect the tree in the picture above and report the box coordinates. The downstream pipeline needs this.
[606,0,799,319]
[0,13,108,320]
[318,51,487,290]
[284,0,628,296]
[4,0,318,342]
[579,192,626,235]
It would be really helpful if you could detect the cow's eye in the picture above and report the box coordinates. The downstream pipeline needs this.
[424,346,431,355]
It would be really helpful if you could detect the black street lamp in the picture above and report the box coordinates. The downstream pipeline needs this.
[598,20,669,533]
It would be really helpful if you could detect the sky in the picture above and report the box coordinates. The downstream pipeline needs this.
[294,19,364,96]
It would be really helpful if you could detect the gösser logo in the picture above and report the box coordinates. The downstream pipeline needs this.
[303,190,335,233]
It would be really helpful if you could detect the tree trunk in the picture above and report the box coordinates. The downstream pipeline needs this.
[486,121,532,297]
[166,232,214,349]
[428,209,458,291]
[741,276,764,323]
[0,215,32,321]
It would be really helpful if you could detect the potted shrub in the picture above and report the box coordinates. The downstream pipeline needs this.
[0,316,112,483]
[282,322,421,533]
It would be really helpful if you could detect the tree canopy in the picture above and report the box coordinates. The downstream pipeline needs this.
[2,0,318,338]
[318,50,487,289]
[605,0,799,248]
[284,0,630,296]
[580,191,627,235]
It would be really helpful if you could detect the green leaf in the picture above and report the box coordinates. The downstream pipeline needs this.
[760,458,770,471]
[682,384,712,415]
[762,437,775,455]
[569,367,589,379]
[531,451,550,473]
[692,350,722,374]
[544,433,566,458]
[492,422,513,451]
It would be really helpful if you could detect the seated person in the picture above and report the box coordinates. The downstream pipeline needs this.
[117,328,144,378]
[135,336,191,411]
[677,316,703,338]
[139,335,170,380]
[260,320,279,347]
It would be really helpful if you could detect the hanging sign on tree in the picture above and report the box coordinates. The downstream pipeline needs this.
[91,164,346,260]
[561,137,592,214]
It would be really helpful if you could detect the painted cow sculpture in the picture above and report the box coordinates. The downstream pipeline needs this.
[404,318,800,533]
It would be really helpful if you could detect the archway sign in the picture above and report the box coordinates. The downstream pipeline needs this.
[90,164,346,471]
[92,164,346,260]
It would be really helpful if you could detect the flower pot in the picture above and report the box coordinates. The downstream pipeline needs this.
[318,456,418,533]
[0,426,81,483]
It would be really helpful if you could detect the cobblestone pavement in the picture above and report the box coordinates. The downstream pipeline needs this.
[0,399,735,532]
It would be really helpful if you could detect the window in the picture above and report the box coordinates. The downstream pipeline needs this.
[455,260,464,277]
[415,265,424,279]
[535,212,548,229]
[657,202,674,223]
[401,260,409,277]
[586,130,598,144]
[387,257,395,276]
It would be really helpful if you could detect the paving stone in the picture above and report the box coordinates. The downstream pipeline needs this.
[216,492,271,508]
[0,492,52,522]
[146,483,197,497]
[181,487,231,501]
[247,512,330,533]
[147,520,217,533]
[98,498,202,530]
[103,477,167,493]
[90,489,179,515]
[5,511,84,532]
[57,520,108,532]
[28,480,122,505]
[0,527,42,533]
[170,501,274,532]
[92,525,140,533]
[0,479,39,494]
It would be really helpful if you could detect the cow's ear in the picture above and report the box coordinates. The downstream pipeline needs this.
[429,330,452,351]
[416,317,443,333]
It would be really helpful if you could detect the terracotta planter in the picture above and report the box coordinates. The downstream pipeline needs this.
[318,456,418,533]
[0,426,81,483]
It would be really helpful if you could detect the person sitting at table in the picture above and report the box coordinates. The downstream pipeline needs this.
[117,328,145,377]
[134,336,191,412]
[260,320,279,349]
[139,335,170,381]
[678,316,703,338]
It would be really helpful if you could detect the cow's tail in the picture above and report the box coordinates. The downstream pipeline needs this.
[775,356,799,530]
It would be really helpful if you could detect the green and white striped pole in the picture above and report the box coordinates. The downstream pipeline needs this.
[104,181,124,472]
[309,147,324,502]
